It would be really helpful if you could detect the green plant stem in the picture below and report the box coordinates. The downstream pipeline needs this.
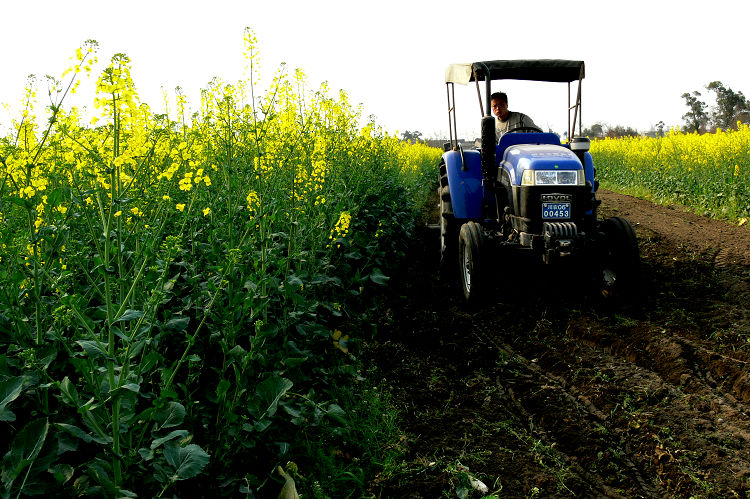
[26,209,42,346]
[107,91,123,488]
[16,457,36,499]
[163,274,225,391]
[113,258,148,321]
[225,96,234,248]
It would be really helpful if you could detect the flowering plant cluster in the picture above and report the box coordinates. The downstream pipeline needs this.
[0,32,440,497]
[592,125,750,223]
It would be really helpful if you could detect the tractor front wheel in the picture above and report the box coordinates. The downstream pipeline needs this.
[458,221,484,302]
[599,216,640,300]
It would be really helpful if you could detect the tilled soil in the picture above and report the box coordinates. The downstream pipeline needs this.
[365,190,750,498]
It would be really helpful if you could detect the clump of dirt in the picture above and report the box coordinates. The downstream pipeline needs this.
[364,190,750,497]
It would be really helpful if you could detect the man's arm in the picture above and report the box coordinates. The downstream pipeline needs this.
[519,113,537,129]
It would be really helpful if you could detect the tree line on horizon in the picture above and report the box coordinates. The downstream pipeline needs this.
[583,81,749,139]
[401,81,750,143]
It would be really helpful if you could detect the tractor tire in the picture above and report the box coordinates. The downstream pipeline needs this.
[439,171,457,277]
[458,221,484,303]
[599,216,640,300]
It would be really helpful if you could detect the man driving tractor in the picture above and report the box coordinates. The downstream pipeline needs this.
[491,91,538,141]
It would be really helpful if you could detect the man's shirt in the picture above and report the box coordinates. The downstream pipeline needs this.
[496,111,538,142]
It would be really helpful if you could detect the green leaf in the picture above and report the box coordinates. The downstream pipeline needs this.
[369,267,390,285]
[86,460,114,490]
[248,375,293,420]
[138,448,154,461]
[155,402,186,430]
[164,316,190,332]
[75,340,110,359]
[127,339,147,359]
[49,463,74,485]
[5,196,32,210]
[0,376,24,422]
[120,383,140,393]
[0,406,16,423]
[163,444,210,480]
[150,430,188,450]
[58,377,81,408]
[280,401,302,419]
[114,309,144,323]
[46,187,70,207]
[55,429,79,454]
[228,344,247,362]
[286,274,303,287]
[252,419,272,432]
[282,357,307,369]
[55,423,111,445]
[326,403,347,425]
[216,379,231,400]
[2,418,49,491]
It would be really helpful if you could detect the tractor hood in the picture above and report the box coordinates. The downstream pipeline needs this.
[501,144,582,186]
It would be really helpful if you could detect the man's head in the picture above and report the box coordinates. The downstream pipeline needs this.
[491,92,509,121]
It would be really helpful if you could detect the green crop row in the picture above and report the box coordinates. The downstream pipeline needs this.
[0,33,440,497]
[591,127,750,223]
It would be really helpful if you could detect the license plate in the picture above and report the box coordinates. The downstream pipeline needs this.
[542,202,571,219]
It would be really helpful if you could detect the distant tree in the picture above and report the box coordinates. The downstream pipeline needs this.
[401,130,423,143]
[706,81,750,130]
[582,123,604,139]
[655,120,665,137]
[605,125,639,138]
[681,91,709,133]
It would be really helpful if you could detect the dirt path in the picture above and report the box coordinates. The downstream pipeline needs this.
[599,191,750,267]
[365,190,750,498]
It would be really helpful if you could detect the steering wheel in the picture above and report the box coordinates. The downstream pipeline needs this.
[506,125,543,133]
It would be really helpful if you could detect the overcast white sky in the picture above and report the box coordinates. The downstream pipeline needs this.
[2,0,749,140]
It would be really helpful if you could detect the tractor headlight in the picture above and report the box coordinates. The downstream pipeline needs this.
[521,169,585,186]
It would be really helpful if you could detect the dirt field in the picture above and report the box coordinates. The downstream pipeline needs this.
[365,190,750,498]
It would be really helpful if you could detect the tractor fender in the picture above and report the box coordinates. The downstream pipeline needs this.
[442,149,483,219]
[583,151,595,191]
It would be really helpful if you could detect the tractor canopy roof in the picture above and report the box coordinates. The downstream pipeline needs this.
[445,59,585,85]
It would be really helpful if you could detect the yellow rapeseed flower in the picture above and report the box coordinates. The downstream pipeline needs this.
[246,190,260,216]
[176,203,186,212]
[330,211,352,240]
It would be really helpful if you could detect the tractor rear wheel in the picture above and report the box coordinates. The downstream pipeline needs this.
[458,221,484,302]
[439,169,457,276]
[599,216,640,300]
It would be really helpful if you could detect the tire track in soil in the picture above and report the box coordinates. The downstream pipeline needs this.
[365,190,750,498]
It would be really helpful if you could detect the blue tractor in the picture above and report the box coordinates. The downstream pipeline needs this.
[439,60,639,302]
